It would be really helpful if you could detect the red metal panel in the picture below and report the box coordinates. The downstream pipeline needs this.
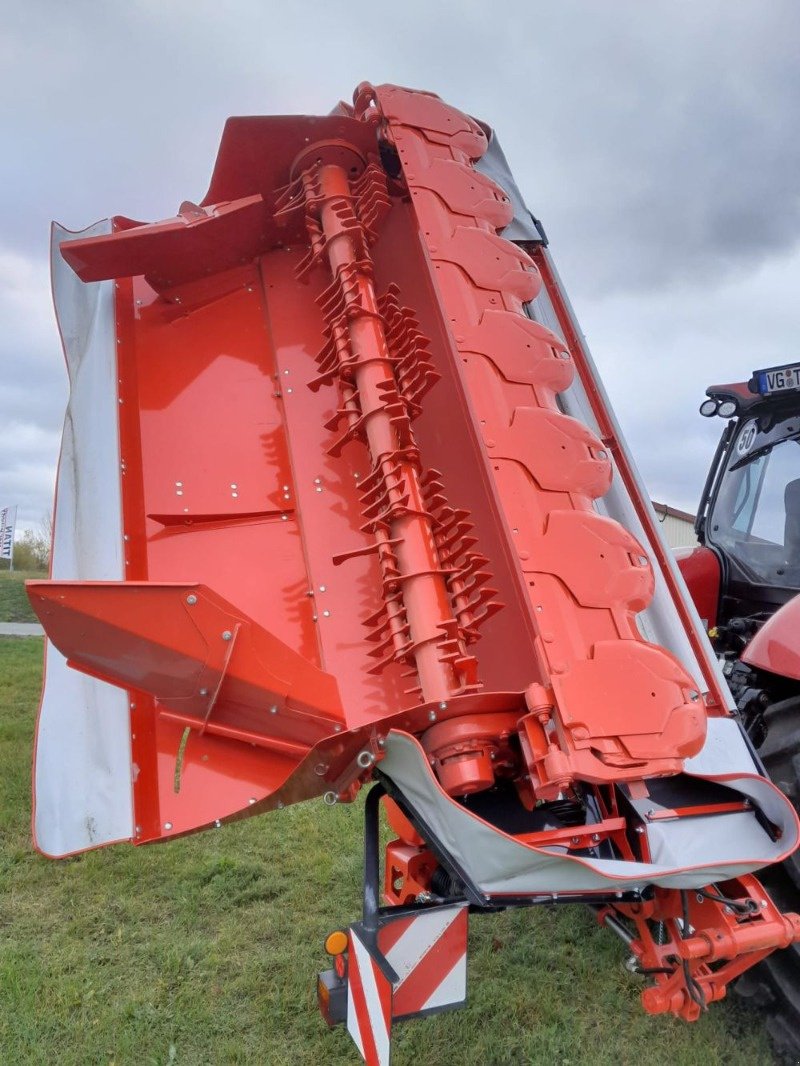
[675,545,720,629]
[742,595,800,681]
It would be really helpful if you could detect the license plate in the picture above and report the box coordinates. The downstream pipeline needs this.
[757,363,800,395]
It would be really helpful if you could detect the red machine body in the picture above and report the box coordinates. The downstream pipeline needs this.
[675,545,721,631]
[29,83,800,1064]
[742,597,800,682]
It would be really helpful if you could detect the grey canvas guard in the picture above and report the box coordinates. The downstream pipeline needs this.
[475,132,544,244]
[380,717,799,894]
[33,222,133,859]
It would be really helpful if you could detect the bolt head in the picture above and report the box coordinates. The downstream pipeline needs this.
[428,710,437,722]
[221,630,232,641]
[186,594,197,605]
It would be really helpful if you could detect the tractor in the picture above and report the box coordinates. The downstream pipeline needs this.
[679,361,800,1057]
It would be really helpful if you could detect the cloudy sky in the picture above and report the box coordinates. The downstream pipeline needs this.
[3,0,800,534]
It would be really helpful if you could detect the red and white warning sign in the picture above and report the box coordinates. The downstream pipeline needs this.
[346,904,468,1065]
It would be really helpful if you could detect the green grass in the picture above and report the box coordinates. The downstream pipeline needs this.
[0,638,774,1064]
[0,570,44,623]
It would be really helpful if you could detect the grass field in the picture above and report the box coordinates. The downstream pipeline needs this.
[0,571,44,623]
[0,638,775,1065]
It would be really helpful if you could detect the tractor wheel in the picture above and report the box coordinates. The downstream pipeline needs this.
[736,696,800,1063]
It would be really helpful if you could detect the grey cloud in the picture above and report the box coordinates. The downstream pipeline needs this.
[2,1,800,527]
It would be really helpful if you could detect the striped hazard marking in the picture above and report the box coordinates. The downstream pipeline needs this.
[347,905,468,1064]
[347,928,393,1066]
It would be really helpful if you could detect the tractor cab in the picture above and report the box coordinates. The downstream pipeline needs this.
[688,361,800,642]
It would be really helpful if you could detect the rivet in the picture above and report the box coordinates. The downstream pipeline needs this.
[186,594,197,605]
[276,801,284,810]
[314,763,328,776]
[597,450,608,460]
[281,514,288,521]
[319,585,327,592]
[164,822,173,830]
[231,483,237,489]
[270,705,278,714]
[322,609,331,617]
[283,369,290,375]
[334,724,342,733]
[439,701,447,710]
[428,710,437,721]
[314,478,321,484]
[286,387,293,394]
[248,797,256,805]
[232,492,239,498]
[214,819,221,828]
[199,688,208,696]
[221,630,232,641]
[176,481,183,487]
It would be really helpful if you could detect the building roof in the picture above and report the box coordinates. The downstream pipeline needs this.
[651,500,696,524]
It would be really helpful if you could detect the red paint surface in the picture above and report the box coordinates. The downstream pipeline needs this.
[743,595,800,681]
[675,545,720,629]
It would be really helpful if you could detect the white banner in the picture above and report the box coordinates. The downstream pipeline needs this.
[0,505,17,561]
